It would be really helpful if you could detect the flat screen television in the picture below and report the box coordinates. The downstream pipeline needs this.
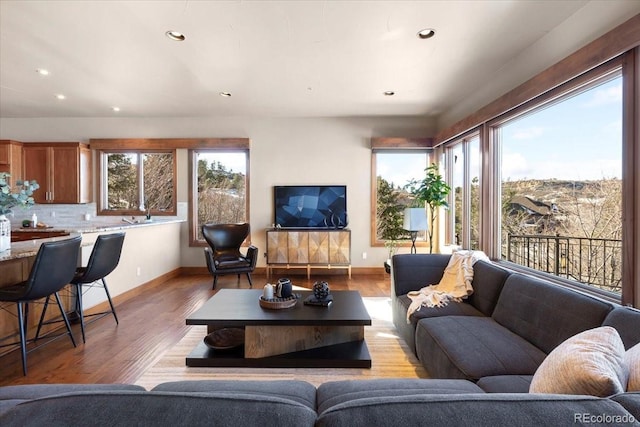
[274,185,347,229]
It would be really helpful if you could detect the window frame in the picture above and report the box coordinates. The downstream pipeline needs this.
[96,148,177,217]
[443,131,481,250]
[370,137,433,248]
[438,56,631,303]
[188,147,251,247]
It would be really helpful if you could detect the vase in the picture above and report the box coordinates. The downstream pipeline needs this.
[0,214,10,252]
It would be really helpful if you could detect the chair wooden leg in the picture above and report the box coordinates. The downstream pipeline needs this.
[212,275,218,290]
[102,278,119,324]
[16,302,27,376]
[54,292,76,348]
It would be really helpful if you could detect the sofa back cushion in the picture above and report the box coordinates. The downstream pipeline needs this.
[0,391,318,427]
[602,306,640,349]
[391,254,450,297]
[492,274,613,354]
[466,260,511,316]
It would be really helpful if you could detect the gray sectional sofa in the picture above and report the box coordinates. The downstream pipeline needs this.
[391,253,640,392]
[2,254,639,425]
[1,379,639,426]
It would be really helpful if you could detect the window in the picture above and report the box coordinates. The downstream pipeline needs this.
[371,140,431,253]
[98,150,176,216]
[445,134,481,250]
[493,71,623,294]
[190,149,249,245]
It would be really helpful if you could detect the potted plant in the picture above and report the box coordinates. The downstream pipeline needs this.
[406,163,451,253]
[0,172,39,251]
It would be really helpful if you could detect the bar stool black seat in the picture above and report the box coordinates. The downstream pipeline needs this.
[69,232,125,343]
[0,235,82,375]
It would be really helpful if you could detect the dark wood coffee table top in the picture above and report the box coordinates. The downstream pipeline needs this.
[186,289,371,327]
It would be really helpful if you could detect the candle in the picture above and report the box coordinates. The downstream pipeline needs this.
[263,284,274,300]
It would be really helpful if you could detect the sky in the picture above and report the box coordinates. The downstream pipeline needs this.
[502,75,622,181]
[198,152,247,174]
[379,74,622,187]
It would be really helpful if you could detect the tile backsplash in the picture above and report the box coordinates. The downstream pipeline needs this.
[6,202,186,228]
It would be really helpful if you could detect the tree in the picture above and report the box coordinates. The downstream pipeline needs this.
[376,177,407,257]
[107,154,137,209]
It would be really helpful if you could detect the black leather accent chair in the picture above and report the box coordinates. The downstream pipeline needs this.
[69,232,125,343]
[202,223,258,289]
[0,235,82,375]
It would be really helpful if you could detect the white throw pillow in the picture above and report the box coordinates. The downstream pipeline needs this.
[625,342,640,391]
[529,326,628,397]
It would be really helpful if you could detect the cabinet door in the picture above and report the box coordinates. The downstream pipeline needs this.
[0,141,8,165]
[267,231,288,263]
[308,231,329,264]
[23,146,50,204]
[9,143,23,183]
[287,231,309,263]
[329,231,351,264]
[51,146,80,203]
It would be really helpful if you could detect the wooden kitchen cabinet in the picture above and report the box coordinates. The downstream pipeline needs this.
[23,142,91,204]
[0,140,23,184]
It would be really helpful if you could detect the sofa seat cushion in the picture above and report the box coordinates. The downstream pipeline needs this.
[476,375,533,393]
[151,380,316,409]
[0,391,317,427]
[316,379,483,413]
[397,294,485,328]
[315,393,634,427]
[415,316,546,380]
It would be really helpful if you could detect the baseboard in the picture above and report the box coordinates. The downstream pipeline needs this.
[179,266,386,276]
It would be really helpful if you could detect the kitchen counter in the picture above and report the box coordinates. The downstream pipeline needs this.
[3,219,184,262]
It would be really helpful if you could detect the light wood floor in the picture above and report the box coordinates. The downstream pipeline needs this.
[0,272,391,386]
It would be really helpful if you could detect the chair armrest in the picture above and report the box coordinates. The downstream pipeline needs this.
[204,247,217,273]
[245,245,259,269]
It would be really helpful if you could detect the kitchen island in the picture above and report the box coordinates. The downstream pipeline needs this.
[0,219,184,354]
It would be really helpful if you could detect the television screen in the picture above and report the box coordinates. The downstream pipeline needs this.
[274,185,347,229]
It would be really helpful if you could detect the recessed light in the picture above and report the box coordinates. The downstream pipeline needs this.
[55,94,66,100]
[111,106,121,112]
[384,91,395,96]
[417,28,436,39]
[36,69,50,76]
[165,30,186,41]
[219,92,232,97]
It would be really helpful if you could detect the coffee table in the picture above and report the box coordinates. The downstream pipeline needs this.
[185,289,372,368]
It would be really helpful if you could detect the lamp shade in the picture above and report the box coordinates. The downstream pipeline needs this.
[403,208,428,231]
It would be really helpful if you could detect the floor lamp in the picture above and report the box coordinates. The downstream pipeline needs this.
[403,208,428,254]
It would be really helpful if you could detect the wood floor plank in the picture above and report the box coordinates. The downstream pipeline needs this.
[0,272,396,385]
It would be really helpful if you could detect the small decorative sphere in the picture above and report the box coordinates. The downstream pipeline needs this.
[313,281,330,300]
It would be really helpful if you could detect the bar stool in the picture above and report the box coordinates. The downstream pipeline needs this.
[0,235,81,375]
[70,232,125,342]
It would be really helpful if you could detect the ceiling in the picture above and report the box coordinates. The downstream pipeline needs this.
[0,1,636,122]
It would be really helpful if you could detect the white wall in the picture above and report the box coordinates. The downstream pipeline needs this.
[0,115,435,270]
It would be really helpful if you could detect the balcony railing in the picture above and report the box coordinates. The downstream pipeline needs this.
[505,234,622,294]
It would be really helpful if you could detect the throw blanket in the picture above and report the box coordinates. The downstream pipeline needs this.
[406,250,489,323]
